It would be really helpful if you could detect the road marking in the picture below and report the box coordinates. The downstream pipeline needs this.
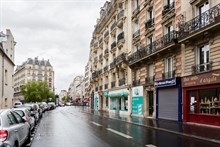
[90,121,102,127]
[146,145,157,147]
[106,128,133,139]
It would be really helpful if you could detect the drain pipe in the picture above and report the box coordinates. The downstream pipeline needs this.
[1,52,4,109]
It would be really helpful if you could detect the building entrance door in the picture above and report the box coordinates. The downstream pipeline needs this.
[148,91,154,116]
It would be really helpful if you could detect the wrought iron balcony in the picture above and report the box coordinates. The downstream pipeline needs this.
[133,30,140,38]
[105,83,108,89]
[128,30,178,65]
[145,18,154,28]
[192,62,212,74]
[162,70,175,80]
[145,76,155,85]
[99,85,103,91]
[117,32,124,42]
[104,48,109,55]
[111,41,117,49]
[119,78,125,86]
[111,81,116,88]
[104,31,109,38]
[98,69,103,75]
[116,53,126,64]
[162,2,175,16]
[104,65,109,72]
[179,3,220,39]
[132,79,140,86]
[111,21,117,31]
[117,10,124,20]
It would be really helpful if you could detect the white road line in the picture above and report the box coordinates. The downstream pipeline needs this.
[90,121,102,127]
[106,128,133,139]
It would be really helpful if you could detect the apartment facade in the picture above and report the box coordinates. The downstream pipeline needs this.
[180,0,220,126]
[89,0,220,126]
[13,57,54,102]
[84,62,91,99]
[68,76,84,100]
[0,29,16,108]
[59,90,68,102]
[89,0,133,115]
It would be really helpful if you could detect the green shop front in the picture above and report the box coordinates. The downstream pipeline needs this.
[132,86,144,116]
[93,92,99,111]
[108,89,130,115]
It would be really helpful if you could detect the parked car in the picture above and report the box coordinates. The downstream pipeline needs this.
[13,102,23,108]
[23,103,40,124]
[13,107,35,131]
[48,102,56,110]
[0,109,30,147]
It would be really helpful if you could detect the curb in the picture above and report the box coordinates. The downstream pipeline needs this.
[81,110,220,145]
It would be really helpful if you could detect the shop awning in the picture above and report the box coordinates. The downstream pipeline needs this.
[108,91,129,98]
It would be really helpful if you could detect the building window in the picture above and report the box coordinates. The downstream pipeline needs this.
[197,45,210,72]
[164,57,174,79]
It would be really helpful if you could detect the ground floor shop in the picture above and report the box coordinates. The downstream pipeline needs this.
[131,86,144,117]
[182,70,220,126]
[155,77,182,122]
[107,89,130,115]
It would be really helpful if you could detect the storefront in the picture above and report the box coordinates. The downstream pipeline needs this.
[182,70,220,126]
[132,86,144,116]
[108,89,129,115]
[155,77,182,122]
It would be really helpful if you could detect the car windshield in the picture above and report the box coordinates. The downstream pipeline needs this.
[14,110,25,117]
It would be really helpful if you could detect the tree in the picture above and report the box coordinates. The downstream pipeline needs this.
[21,81,52,103]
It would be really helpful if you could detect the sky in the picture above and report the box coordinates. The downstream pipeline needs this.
[0,0,106,93]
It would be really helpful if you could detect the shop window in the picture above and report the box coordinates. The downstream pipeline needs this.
[188,91,197,113]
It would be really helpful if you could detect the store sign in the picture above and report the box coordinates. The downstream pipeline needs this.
[155,78,176,88]
[132,86,143,115]
[182,71,220,87]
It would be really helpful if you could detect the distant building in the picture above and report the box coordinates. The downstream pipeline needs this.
[59,90,67,102]
[0,29,16,108]
[68,76,84,100]
[13,57,54,102]
[84,62,91,98]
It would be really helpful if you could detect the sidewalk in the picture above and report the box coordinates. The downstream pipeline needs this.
[80,106,220,144]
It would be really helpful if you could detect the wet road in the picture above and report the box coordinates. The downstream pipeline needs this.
[30,106,220,147]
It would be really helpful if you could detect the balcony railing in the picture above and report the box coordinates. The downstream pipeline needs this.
[162,70,175,80]
[105,83,108,89]
[92,71,98,78]
[162,2,175,16]
[119,78,125,86]
[133,30,140,38]
[104,31,109,38]
[145,18,154,28]
[104,65,109,72]
[179,3,220,38]
[111,41,117,49]
[128,30,178,65]
[98,69,103,75]
[117,10,124,20]
[111,21,117,31]
[117,32,124,42]
[116,53,126,64]
[132,79,140,86]
[192,62,212,74]
[111,81,116,88]
[145,76,155,85]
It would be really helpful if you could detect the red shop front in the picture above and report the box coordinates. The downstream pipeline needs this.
[182,70,220,126]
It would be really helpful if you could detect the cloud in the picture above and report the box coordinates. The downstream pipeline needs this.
[1,0,105,93]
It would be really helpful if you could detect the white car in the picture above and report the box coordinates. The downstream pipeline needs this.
[0,109,30,147]
[13,107,35,131]
[13,102,23,108]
